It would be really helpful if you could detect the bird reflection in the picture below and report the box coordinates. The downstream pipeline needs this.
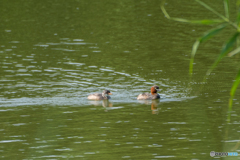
[138,99,160,114]
[88,100,113,111]
[102,100,113,108]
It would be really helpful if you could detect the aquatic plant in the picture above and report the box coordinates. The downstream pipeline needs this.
[161,0,240,114]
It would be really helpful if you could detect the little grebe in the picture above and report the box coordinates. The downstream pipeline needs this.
[88,90,112,100]
[137,85,160,100]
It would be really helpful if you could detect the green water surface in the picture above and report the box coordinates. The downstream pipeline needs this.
[0,0,240,159]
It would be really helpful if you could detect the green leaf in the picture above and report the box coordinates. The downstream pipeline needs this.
[189,41,200,75]
[237,0,240,7]
[170,18,224,25]
[199,24,227,43]
[160,1,170,19]
[189,24,227,75]
[195,0,228,22]
[237,5,240,25]
[170,17,224,25]
[230,69,240,97]
[228,46,240,57]
[221,32,239,56]
[224,0,229,19]
[161,2,223,25]
[206,32,240,76]
[228,69,240,110]
[235,0,240,26]
[195,19,224,25]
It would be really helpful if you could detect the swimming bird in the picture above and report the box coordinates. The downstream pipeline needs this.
[88,90,112,100]
[137,85,160,100]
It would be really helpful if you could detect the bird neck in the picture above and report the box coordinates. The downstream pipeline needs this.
[102,93,107,97]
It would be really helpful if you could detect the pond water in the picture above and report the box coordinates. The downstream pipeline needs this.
[0,0,240,159]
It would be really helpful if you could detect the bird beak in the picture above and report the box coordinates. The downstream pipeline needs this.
[108,93,112,95]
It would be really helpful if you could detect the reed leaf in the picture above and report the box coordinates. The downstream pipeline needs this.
[189,41,200,75]
[228,46,240,56]
[195,0,228,21]
[161,2,224,25]
[229,69,240,109]
[195,0,238,29]
[237,1,240,25]
[193,19,224,25]
[230,69,240,96]
[189,24,227,75]
[237,9,240,25]
[170,18,224,25]
[224,0,229,19]
[199,24,227,43]
[237,0,240,7]
[205,32,240,76]
[227,102,232,123]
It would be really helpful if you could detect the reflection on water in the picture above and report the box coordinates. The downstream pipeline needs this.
[88,100,113,108]
[88,99,160,113]
[138,99,160,115]
[88,100,120,112]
